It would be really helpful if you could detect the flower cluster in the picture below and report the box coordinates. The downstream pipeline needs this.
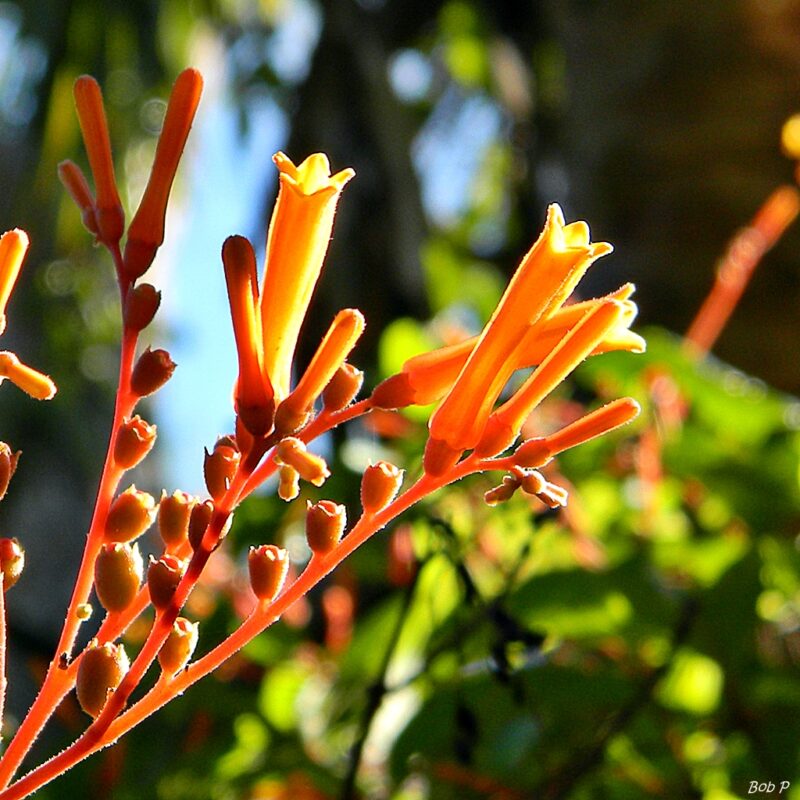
[0,67,643,800]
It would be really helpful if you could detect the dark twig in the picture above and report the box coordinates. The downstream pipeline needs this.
[340,565,421,800]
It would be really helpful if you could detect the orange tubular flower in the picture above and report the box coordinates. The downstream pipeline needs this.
[0,230,28,335]
[259,152,355,399]
[475,300,628,457]
[222,235,274,437]
[124,69,203,280]
[72,76,124,245]
[372,284,643,410]
[424,204,612,475]
[275,308,365,433]
[0,230,57,400]
[515,397,641,468]
[57,161,98,236]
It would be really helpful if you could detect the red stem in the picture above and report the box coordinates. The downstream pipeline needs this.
[0,248,139,789]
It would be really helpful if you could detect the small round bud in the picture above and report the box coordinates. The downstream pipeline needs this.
[0,443,20,502]
[94,542,143,613]
[360,461,404,514]
[323,363,363,411]
[0,537,23,590]
[188,499,214,551]
[105,485,156,542]
[124,283,161,331]
[275,437,330,486]
[158,617,199,676]
[483,475,520,507]
[76,640,129,718]
[147,554,186,610]
[158,490,196,549]
[203,441,240,501]
[114,416,157,470]
[248,545,289,601]
[77,603,93,621]
[305,500,346,556]
[130,347,176,398]
[278,465,299,502]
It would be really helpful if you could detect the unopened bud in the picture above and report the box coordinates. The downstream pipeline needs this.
[124,283,161,331]
[188,499,214,551]
[275,437,330,486]
[94,542,143,613]
[203,441,240,501]
[513,438,551,469]
[248,545,290,601]
[0,443,20,501]
[105,485,156,542]
[323,363,364,411]
[130,347,176,398]
[114,416,157,470]
[278,465,299,501]
[361,461,403,514]
[483,475,521,507]
[147,554,186,610]
[158,490,195,549]
[370,373,416,409]
[158,617,199,676]
[76,640,129,717]
[0,538,24,590]
[306,500,346,556]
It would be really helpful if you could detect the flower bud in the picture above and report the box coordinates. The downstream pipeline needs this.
[512,438,551,469]
[57,160,98,236]
[278,465,299,502]
[124,283,161,331]
[158,490,195,549]
[322,363,364,411]
[105,485,156,542]
[147,554,186,610]
[360,461,403,514]
[188,499,214,551]
[275,437,330,486]
[114,416,157,470]
[203,441,240,501]
[94,542,143,613]
[0,537,24,590]
[248,545,289,601]
[514,468,568,509]
[0,443,20,502]
[305,500,346,556]
[130,347,176,398]
[158,617,199,676]
[75,640,129,718]
[483,475,520,507]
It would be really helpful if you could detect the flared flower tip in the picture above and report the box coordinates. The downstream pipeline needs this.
[273,151,355,195]
[546,203,613,260]
[0,229,29,328]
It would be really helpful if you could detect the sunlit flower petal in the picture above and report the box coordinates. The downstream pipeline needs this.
[424,204,611,474]
[260,152,354,399]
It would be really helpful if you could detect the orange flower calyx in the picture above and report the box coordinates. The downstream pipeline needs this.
[123,68,203,280]
[423,204,612,475]
[260,152,355,400]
